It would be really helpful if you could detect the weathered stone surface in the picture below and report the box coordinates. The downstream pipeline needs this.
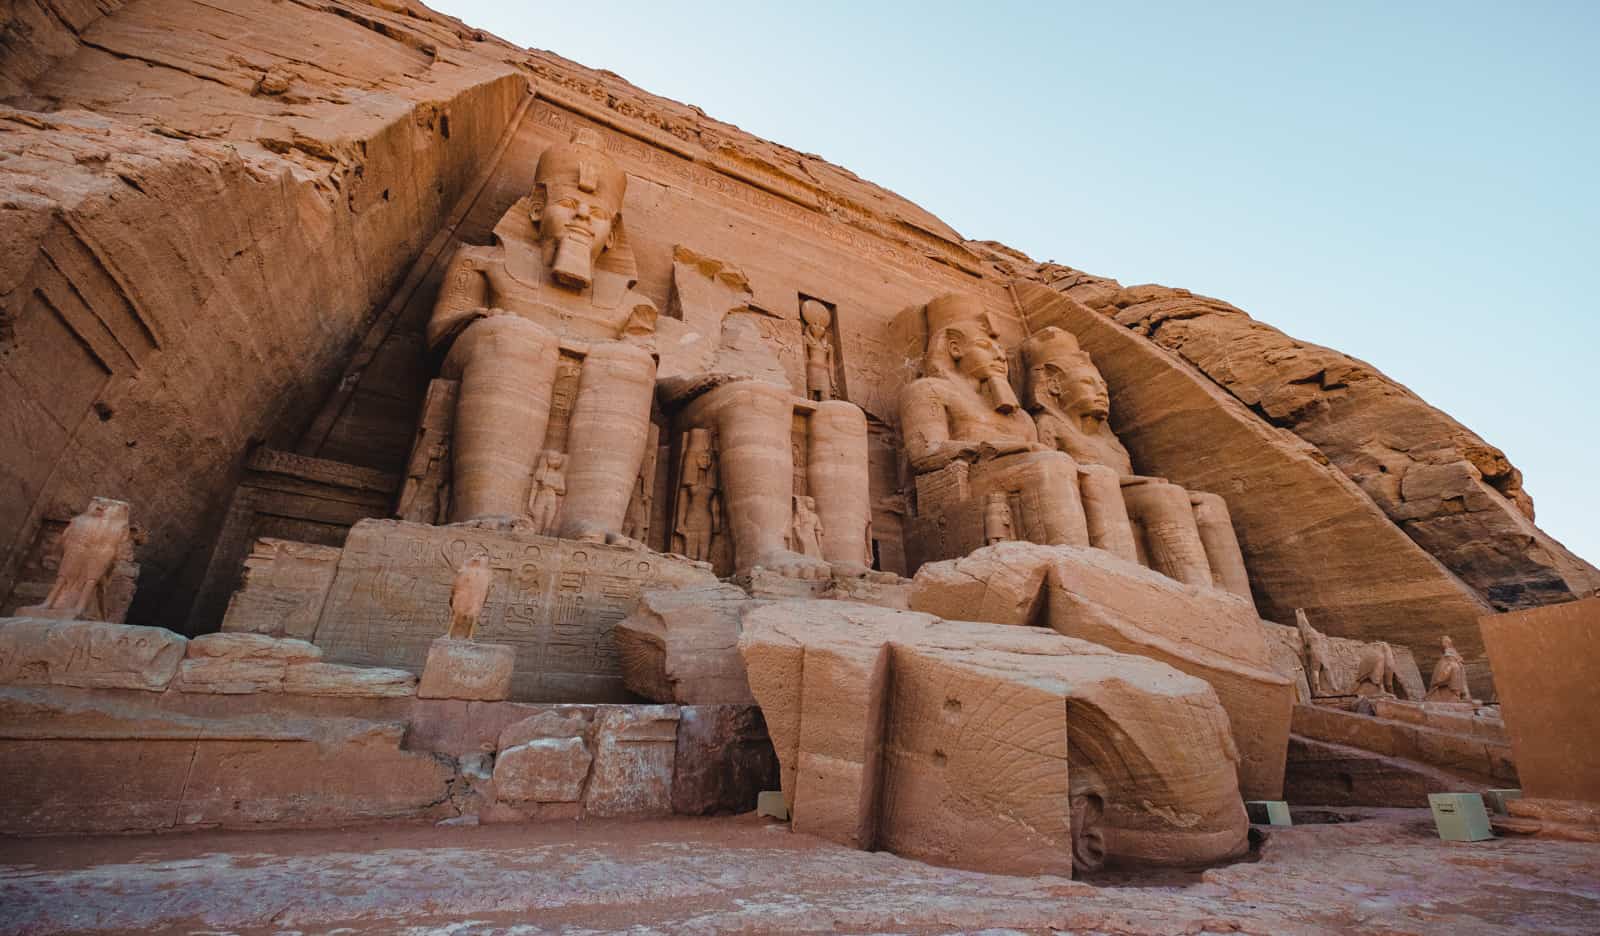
[910,541,1292,800]
[1014,283,1500,695]
[1088,281,1600,614]
[416,638,515,702]
[311,520,717,701]
[585,705,680,818]
[219,539,342,640]
[493,737,593,804]
[281,662,417,698]
[0,617,185,691]
[0,688,454,834]
[740,600,1248,873]
[671,704,780,815]
[1291,703,1514,788]
[1283,735,1485,808]
[497,708,591,749]
[174,633,325,694]
[615,584,759,704]
[1480,597,1600,803]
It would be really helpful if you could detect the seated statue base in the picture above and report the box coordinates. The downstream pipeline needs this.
[222,518,717,701]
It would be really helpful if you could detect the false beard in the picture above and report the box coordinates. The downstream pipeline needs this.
[981,375,1021,414]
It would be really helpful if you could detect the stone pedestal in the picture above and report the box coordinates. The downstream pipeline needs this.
[417,638,515,701]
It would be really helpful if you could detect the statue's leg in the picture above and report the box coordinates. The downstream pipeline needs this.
[561,342,656,542]
[1189,492,1253,602]
[808,400,874,573]
[1121,479,1214,588]
[442,316,559,523]
[687,380,827,579]
[1076,464,1138,563]
[970,452,1091,548]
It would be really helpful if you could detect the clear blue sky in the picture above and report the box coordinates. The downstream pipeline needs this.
[437,1,1598,566]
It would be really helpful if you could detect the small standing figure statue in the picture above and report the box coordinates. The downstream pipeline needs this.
[1296,608,1338,697]
[673,428,722,563]
[801,298,835,402]
[529,449,567,536]
[446,554,492,640]
[983,491,1015,546]
[1425,635,1472,703]
[790,494,825,559]
[623,469,652,545]
[1353,640,1398,698]
[21,497,132,622]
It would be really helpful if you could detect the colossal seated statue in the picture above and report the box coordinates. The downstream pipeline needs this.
[1021,326,1252,599]
[899,294,1251,601]
[415,129,657,540]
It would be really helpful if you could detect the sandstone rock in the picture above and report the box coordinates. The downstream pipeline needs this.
[416,638,515,702]
[281,662,417,698]
[497,708,591,750]
[187,633,324,663]
[1261,620,1427,702]
[910,541,1293,800]
[1015,283,1498,695]
[494,737,593,803]
[671,704,780,815]
[174,632,327,694]
[614,584,760,704]
[739,600,1249,874]
[219,539,342,640]
[0,618,185,692]
[1480,597,1600,804]
[585,705,680,818]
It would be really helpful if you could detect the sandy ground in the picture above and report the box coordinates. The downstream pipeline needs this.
[0,809,1595,935]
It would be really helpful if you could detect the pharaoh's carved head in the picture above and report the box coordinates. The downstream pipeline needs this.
[1022,327,1110,422]
[532,129,628,289]
[924,293,1009,382]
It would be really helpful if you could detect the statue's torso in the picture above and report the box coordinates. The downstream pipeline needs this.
[911,377,1037,446]
[1036,412,1134,476]
[474,248,635,342]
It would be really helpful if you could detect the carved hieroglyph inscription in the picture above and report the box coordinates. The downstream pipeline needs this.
[311,520,716,701]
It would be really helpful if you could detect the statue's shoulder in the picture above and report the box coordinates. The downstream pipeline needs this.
[449,244,500,268]
[902,376,952,403]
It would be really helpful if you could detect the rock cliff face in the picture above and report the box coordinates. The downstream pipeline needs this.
[2,0,1592,694]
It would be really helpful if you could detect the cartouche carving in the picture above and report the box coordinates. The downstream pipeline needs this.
[424,129,656,539]
[20,497,132,622]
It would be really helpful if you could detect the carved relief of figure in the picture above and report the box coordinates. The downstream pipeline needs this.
[791,494,825,558]
[1296,608,1338,696]
[673,429,722,563]
[446,554,492,640]
[424,129,657,540]
[1022,326,1252,600]
[1426,635,1472,703]
[801,298,835,402]
[983,492,1014,546]
[528,450,566,536]
[1353,640,1398,698]
[21,497,132,622]
[623,470,651,545]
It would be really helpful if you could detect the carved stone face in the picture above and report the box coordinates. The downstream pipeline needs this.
[1052,361,1111,421]
[947,326,1008,382]
[532,132,627,290]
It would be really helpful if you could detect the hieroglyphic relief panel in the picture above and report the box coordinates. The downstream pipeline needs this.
[311,519,716,701]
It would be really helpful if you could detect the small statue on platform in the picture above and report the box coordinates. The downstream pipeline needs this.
[21,497,132,622]
[447,554,492,640]
[1296,608,1338,696]
[528,449,566,536]
[983,492,1014,546]
[1426,635,1472,703]
[802,299,835,402]
[673,429,722,564]
[1353,640,1398,698]
[791,494,825,559]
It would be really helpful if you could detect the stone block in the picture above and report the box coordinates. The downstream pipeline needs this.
[671,704,779,815]
[219,538,342,639]
[614,584,760,703]
[1479,597,1600,803]
[417,639,516,701]
[497,708,592,750]
[187,632,323,663]
[494,737,593,803]
[0,618,185,692]
[740,599,1249,874]
[585,704,679,817]
[281,662,417,698]
[310,520,717,701]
